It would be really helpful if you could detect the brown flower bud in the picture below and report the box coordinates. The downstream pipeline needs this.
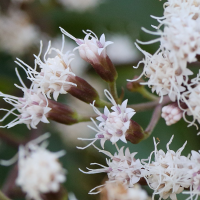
[67,76,104,106]
[47,99,79,125]
[125,120,147,144]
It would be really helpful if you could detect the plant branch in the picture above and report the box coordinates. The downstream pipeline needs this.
[128,96,171,112]
[108,81,119,103]
[145,104,162,136]
[0,190,12,200]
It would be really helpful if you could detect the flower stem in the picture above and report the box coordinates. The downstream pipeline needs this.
[138,87,158,101]
[0,190,12,200]
[77,115,98,122]
[128,96,171,112]
[145,104,162,137]
[108,81,119,103]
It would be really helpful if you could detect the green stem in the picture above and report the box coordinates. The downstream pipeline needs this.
[138,87,158,101]
[95,99,112,108]
[77,115,98,122]
[108,81,119,103]
[0,190,12,200]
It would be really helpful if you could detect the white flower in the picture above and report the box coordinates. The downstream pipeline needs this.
[78,89,135,149]
[101,182,148,200]
[130,46,192,102]
[0,8,39,55]
[161,103,183,125]
[0,70,51,129]
[143,136,192,200]
[16,37,77,101]
[16,133,66,200]
[60,28,113,65]
[80,146,143,190]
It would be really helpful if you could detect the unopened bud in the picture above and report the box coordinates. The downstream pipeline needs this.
[67,76,104,106]
[125,120,146,144]
[161,103,183,125]
[47,99,79,125]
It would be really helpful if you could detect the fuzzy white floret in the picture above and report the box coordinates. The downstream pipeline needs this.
[80,146,143,190]
[143,136,192,200]
[16,134,66,200]
[78,89,135,149]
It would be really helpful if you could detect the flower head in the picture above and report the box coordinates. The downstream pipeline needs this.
[80,146,143,190]
[78,89,135,149]
[0,8,39,55]
[130,46,192,102]
[15,133,66,200]
[143,136,191,200]
[16,37,76,101]
[60,28,113,65]
[0,70,51,129]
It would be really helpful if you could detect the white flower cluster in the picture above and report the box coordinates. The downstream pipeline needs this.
[17,143,66,199]
[82,136,200,200]
[16,38,76,101]
[130,0,200,127]
[0,8,39,55]
[78,89,135,149]
[0,133,67,200]
[0,74,51,129]
[0,34,79,129]
[81,146,143,190]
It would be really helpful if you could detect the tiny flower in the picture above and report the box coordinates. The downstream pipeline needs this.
[161,103,183,125]
[60,28,117,82]
[80,146,143,191]
[143,136,192,200]
[16,37,77,101]
[0,70,51,129]
[78,89,135,149]
[15,133,66,200]
[100,182,149,200]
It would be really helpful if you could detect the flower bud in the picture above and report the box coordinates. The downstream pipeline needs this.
[67,75,102,106]
[47,99,79,125]
[60,28,118,82]
[125,120,146,144]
